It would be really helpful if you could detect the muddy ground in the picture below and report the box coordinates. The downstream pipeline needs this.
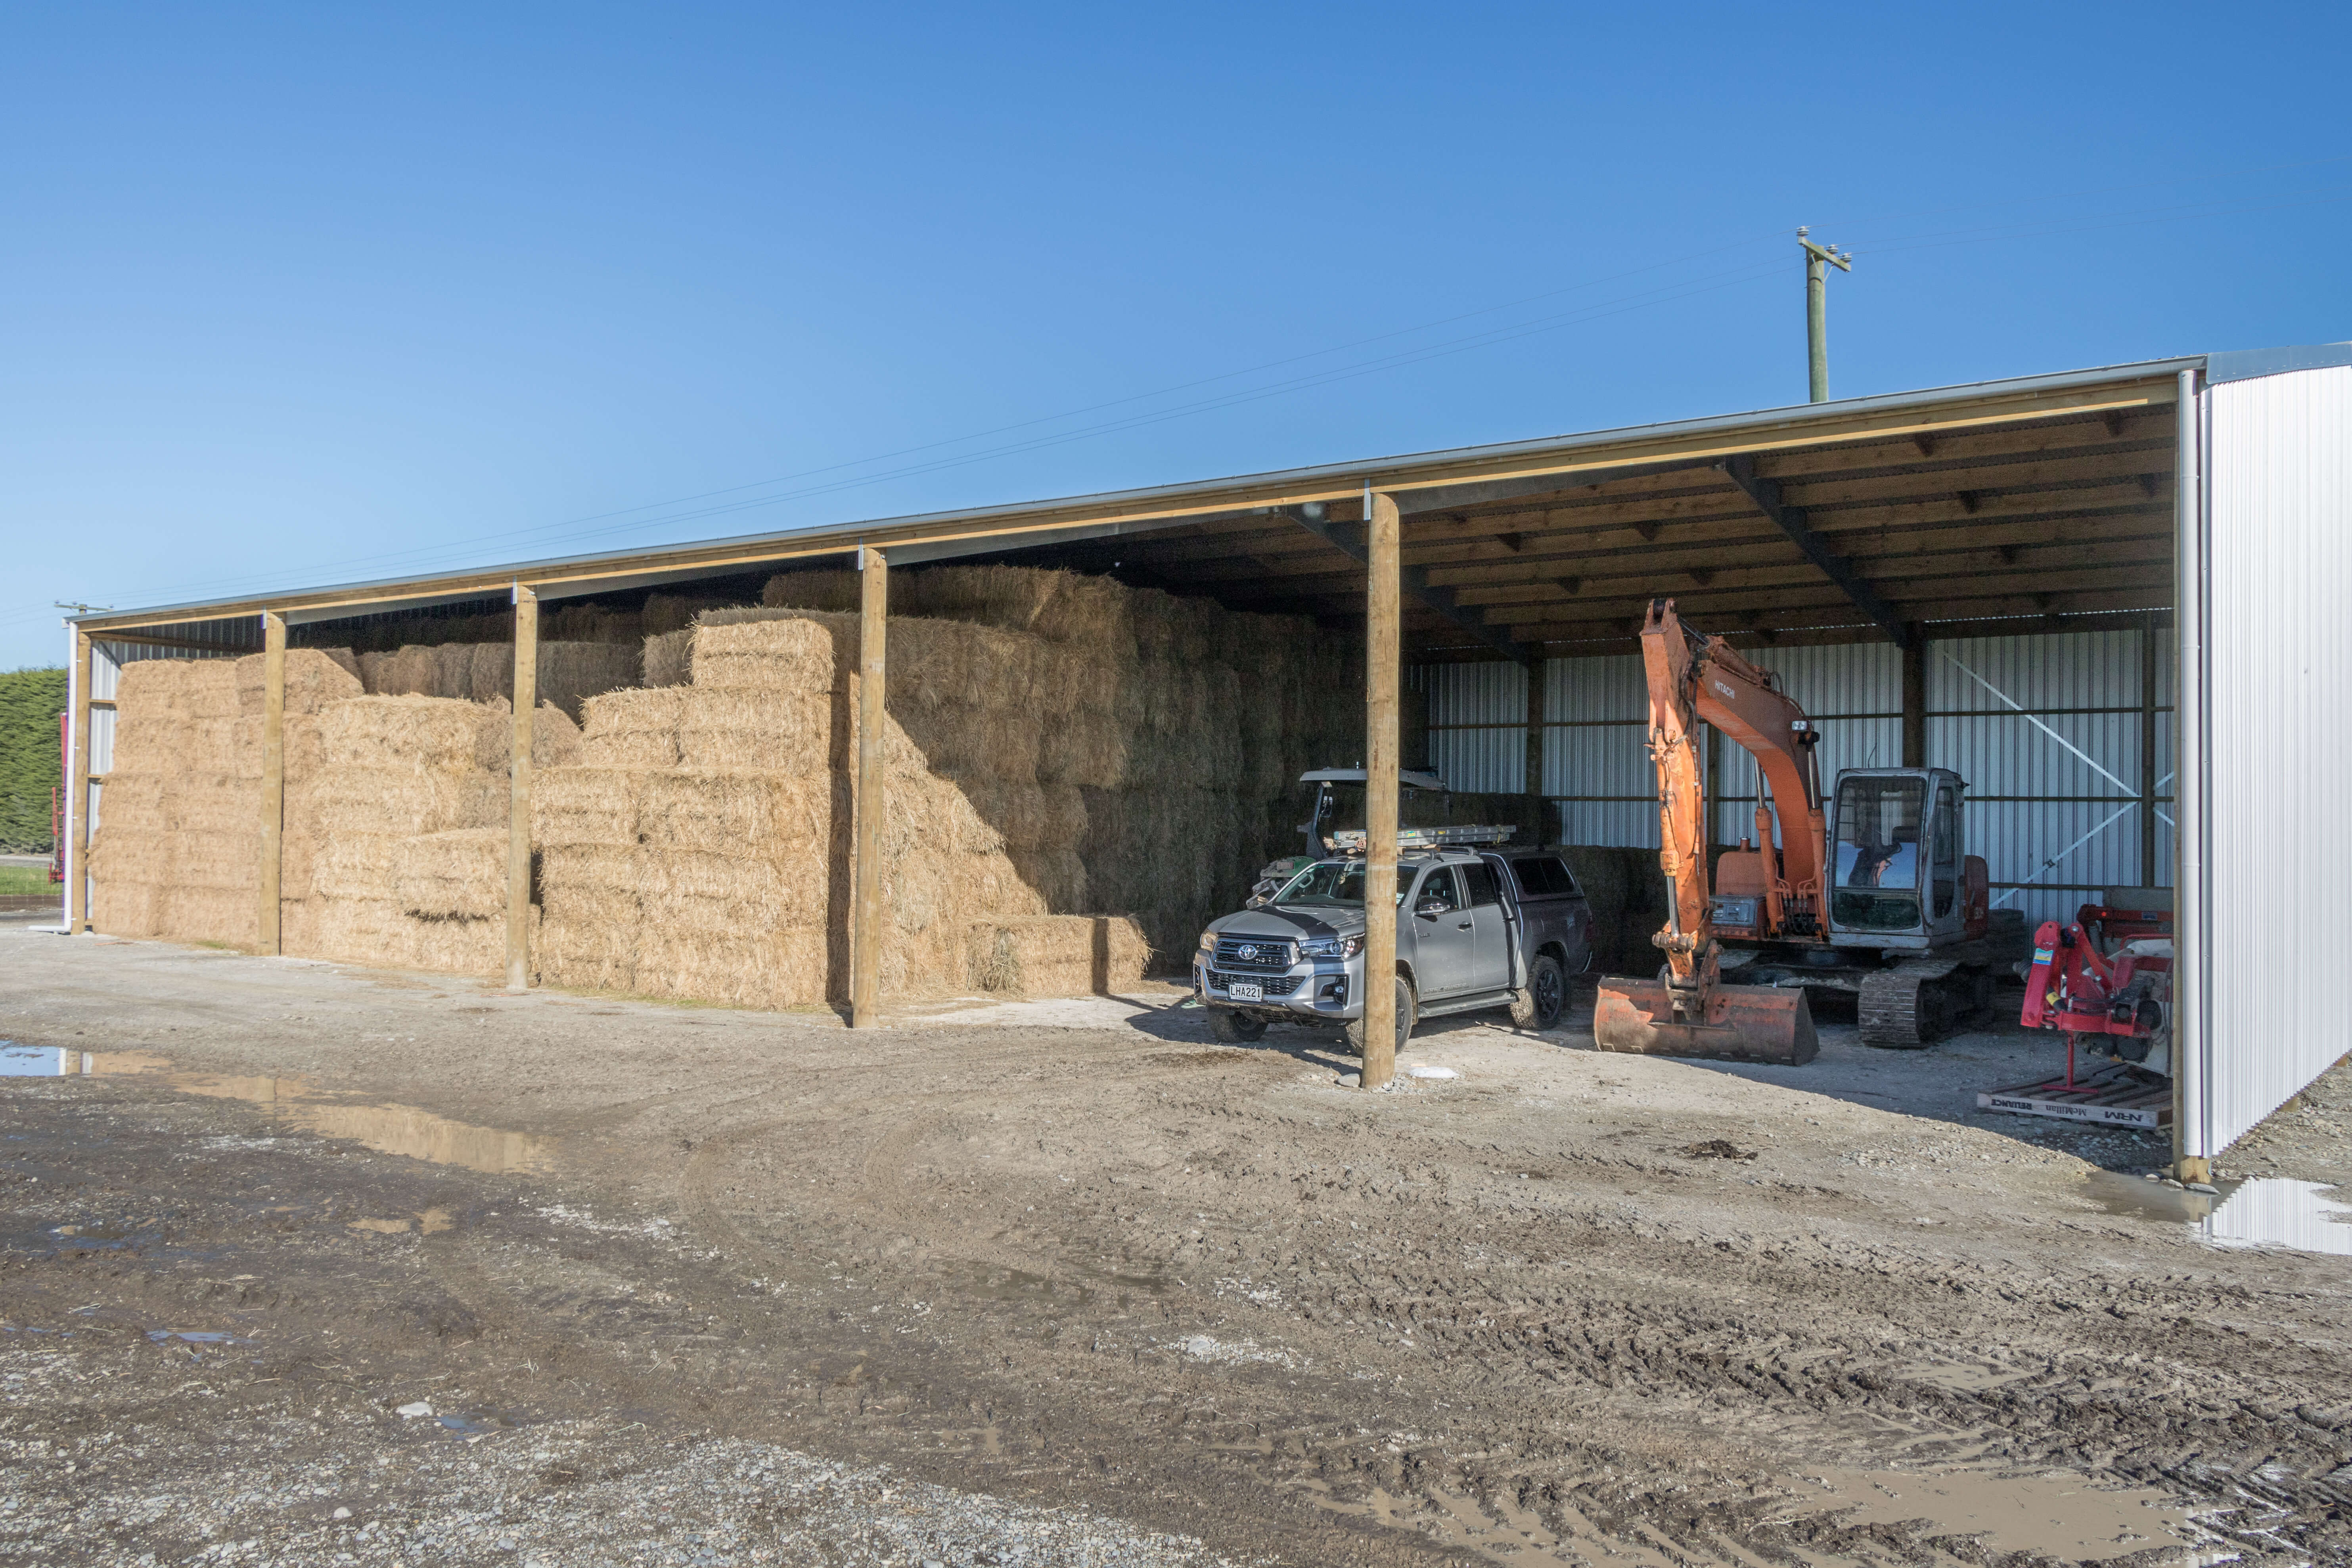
[4,925,2349,1567]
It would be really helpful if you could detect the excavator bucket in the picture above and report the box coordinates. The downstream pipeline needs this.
[1592,976,1818,1065]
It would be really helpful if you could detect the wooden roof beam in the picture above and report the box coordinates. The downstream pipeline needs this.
[1280,505,1534,665]
[1718,455,1911,649]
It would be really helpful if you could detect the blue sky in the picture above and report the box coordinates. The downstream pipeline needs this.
[4,2,2346,668]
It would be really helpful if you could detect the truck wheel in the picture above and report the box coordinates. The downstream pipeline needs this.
[1343,977,1417,1057]
[1209,1008,1268,1043]
[1509,953,1568,1031]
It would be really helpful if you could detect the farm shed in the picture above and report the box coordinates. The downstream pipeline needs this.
[55,342,2352,1175]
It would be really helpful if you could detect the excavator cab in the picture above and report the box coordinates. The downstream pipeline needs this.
[1827,768,1989,952]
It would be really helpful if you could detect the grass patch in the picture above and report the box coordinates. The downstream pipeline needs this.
[0,864,56,896]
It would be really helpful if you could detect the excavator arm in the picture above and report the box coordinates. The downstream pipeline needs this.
[1592,599,1821,1065]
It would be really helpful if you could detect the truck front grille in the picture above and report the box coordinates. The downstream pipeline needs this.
[1214,936,1295,972]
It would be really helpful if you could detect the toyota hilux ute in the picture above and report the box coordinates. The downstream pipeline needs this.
[1194,831,1595,1052]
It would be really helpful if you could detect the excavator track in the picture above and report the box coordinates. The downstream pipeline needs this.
[1858,959,1969,1048]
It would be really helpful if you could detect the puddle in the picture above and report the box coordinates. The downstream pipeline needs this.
[2201,1177,2352,1255]
[0,1042,554,1176]
[2085,1171,2352,1255]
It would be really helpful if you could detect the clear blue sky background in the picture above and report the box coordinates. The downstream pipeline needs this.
[5,2,2346,668]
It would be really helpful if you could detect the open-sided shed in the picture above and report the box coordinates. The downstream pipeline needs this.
[57,343,2352,1176]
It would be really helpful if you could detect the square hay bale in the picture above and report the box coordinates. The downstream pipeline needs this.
[535,906,643,995]
[538,641,642,722]
[636,769,833,864]
[964,915,1148,997]
[162,775,261,835]
[579,687,686,767]
[302,894,408,964]
[398,911,509,978]
[643,593,741,637]
[675,687,837,775]
[543,602,635,644]
[533,767,642,847]
[89,825,174,888]
[466,643,513,705]
[106,714,192,779]
[158,885,257,948]
[90,881,163,937]
[309,831,402,900]
[229,713,326,781]
[469,701,584,773]
[234,649,364,716]
[688,617,838,693]
[306,764,502,838]
[165,828,257,893]
[758,570,864,614]
[357,645,446,698]
[92,775,168,834]
[540,843,647,897]
[1036,708,1123,788]
[393,828,508,920]
[642,628,693,689]
[892,704,1040,784]
[320,696,486,770]
[632,926,830,1010]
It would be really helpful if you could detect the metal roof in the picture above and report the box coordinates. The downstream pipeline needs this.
[71,350,2214,637]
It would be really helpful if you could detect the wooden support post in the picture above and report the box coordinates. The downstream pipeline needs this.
[1523,656,1546,845]
[506,584,537,992]
[258,612,286,955]
[852,546,889,1028]
[1362,490,1402,1091]
[2140,611,2159,885]
[1901,630,1927,769]
[67,629,92,933]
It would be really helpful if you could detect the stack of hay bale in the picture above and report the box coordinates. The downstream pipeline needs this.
[88,651,361,946]
[755,566,1364,959]
[537,612,1135,1005]
[291,695,579,974]
[350,641,640,722]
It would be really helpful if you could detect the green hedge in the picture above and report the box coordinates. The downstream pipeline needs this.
[0,668,69,853]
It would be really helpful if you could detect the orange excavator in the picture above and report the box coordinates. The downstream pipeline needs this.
[1593,600,2003,1064]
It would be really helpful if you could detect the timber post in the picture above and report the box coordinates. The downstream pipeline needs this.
[1901,630,1927,768]
[67,628,92,933]
[506,584,537,992]
[258,611,286,954]
[852,546,889,1028]
[1362,489,1402,1090]
[1523,655,1546,843]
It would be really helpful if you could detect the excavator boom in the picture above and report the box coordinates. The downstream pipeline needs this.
[1592,600,1819,1064]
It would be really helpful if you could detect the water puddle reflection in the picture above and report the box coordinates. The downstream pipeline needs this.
[2202,1177,2352,1255]
[1,1040,554,1176]
[2083,1169,2352,1256]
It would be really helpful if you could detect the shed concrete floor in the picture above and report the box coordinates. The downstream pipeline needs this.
[3,924,2348,1567]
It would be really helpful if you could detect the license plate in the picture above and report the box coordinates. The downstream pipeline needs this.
[1228,982,1263,1001]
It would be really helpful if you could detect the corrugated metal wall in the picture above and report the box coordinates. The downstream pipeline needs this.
[1415,623,2176,932]
[2197,364,2352,1158]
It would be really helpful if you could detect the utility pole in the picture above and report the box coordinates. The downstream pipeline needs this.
[1798,227,1852,403]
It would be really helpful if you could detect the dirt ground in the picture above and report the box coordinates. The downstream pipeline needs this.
[4,924,2350,1567]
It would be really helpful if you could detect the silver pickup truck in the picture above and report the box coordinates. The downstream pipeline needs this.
[1193,839,1595,1053]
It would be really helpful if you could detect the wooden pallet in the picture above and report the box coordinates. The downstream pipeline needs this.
[1978,1064,2171,1129]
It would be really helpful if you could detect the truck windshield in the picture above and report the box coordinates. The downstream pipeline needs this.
[1273,860,1409,908]
[1832,775,1925,932]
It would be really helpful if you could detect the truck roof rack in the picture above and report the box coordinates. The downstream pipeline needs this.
[1327,825,1515,850]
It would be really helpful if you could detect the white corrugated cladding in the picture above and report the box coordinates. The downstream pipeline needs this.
[1417,624,2175,931]
[2194,363,2352,1159]
[1410,661,1525,792]
[1928,626,2172,929]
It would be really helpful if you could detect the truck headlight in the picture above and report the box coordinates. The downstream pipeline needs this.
[1197,929,1218,952]
[1301,936,1362,959]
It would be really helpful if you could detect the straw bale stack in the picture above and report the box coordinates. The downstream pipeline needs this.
[350,640,640,720]
[87,651,362,948]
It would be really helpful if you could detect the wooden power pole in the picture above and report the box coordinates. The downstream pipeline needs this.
[1799,227,1853,404]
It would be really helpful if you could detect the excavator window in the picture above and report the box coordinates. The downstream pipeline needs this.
[1931,784,1960,919]
[1832,775,1925,932]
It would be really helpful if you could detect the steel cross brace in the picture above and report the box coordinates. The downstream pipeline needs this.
[1279,505,1536,666]
[1716,454,1913,649]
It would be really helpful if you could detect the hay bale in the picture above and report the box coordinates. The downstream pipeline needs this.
[533,767,641,847]
[469,701,584,773]
[543,603,638,645]
[579,687,686,768]
[689,617,838,693]
[636,769,833,864]
[642,629,693,688]
[631,927,829,1009]
[393,828,507,919]
[158,886,256,947]
[234,649,363,716]
[535,906,642,994]
[963,915,1147,997]
[467,643,513,705]
[319,696,483,770]
[758,570,863,615]
[675,687,837,775]
[90,880,162,937]
[644,593,740,638]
